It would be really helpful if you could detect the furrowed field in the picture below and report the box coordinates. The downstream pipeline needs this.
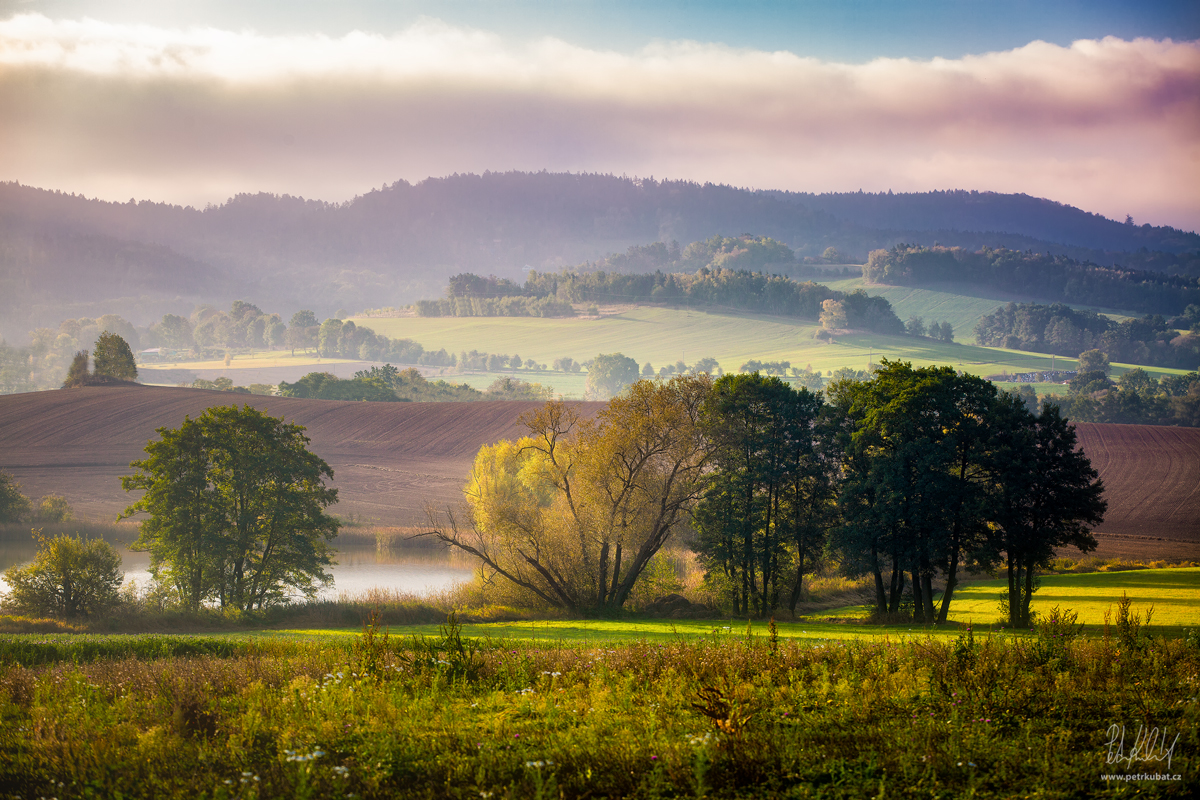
[2,599,1198,799]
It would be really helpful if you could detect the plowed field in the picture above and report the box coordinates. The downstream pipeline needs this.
[1073,422,1200,543]
[0,386,602,525]
[0,389,1196,550]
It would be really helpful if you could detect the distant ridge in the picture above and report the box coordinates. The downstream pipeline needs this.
[2,173,1196,339]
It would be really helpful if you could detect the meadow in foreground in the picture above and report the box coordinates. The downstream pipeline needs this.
[1,611,1196,799]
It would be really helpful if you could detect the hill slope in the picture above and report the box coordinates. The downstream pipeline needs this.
[0,387,1195,544]
[0,386,602,525]
[4,174,1196,340]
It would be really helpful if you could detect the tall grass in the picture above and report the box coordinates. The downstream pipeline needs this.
[0,609,1195,797]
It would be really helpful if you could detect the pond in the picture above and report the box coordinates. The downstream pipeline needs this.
[0,528,474,602]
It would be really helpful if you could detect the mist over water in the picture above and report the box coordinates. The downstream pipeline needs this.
[0,532,473,601]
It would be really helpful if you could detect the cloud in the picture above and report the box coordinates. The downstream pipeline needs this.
[1,13,1197,229]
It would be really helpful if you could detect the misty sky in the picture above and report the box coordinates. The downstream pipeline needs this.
[1,1,1197,229]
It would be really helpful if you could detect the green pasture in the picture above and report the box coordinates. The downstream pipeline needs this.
[811,277,1144,339]
[812,278,1021,338]
[990,380,1070,396]
[822,567,1200,633]
[263,618,972,646]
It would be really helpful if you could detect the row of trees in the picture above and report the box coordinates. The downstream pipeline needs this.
[432,363,1107,627]
[866,244,1200,317]
[431,250,905,334]
[1056,363,1200,427]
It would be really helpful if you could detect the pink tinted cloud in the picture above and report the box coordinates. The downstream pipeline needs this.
[0,14,1196,228]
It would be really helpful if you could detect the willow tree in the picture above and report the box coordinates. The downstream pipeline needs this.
[429,375,714,610]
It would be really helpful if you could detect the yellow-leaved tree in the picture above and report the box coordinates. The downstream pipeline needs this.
[429,375,714,610]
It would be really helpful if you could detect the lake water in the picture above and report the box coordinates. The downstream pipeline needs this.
[0,533,474,601]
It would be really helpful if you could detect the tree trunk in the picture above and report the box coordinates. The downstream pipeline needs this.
[1022,557,1036,628]
[937,543,960,624]
[911,568,924,623]
[871,545,887,615]
[788,542,806,614]
[1007,555,1020,628]
[597,541,609,606]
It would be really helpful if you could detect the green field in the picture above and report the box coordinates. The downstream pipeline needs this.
[133,299,1188,400]
[811,277,1144,342]
[821,568,1200,634]
[350,306,1186,391]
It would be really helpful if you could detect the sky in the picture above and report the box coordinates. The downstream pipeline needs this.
[0,1,1197,230]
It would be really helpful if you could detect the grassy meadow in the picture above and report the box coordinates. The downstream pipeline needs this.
[2,612,1198,797]
[2,570,1197,797]
[812,275,1145,340]
[132,287,1189,400]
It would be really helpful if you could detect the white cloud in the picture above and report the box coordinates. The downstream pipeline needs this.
[1,13,1197,228]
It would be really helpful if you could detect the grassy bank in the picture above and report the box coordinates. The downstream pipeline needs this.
[1,616,1196,798]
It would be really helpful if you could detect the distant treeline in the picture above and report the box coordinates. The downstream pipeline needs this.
[866,244,1200,316]
[1051,369,1200,428]
[975,302,1200,370]
[419,236,905,335]
[278,365,554,403]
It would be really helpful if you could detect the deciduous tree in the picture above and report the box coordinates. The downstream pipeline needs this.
[92,332,138,381]
[121,405,340,611]
[429,376,714,610]
[2,529,123,618]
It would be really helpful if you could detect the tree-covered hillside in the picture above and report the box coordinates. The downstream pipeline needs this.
[3,173,1196,341]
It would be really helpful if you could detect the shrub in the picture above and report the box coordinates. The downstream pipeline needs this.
[31,495,73,523]
[1,529,123,618]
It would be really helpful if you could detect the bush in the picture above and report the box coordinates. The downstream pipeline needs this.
[2,529,123,618]
[31,494,73,523]
[0,472,31,523]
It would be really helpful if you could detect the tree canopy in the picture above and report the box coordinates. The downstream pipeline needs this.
[92,332,138,382]
[121,405,340,611]
[585,353,640,400]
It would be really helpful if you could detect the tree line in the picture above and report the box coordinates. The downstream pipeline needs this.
[420,237,906,334]
[974,302,1200,371]
[1041,354,1200,427]
[431,362,1106,628]
[866,244,1200,317]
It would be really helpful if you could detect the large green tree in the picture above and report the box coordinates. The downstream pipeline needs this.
[121,405,340,611]
[985,399,1106,628]
[828,361,998,623]
[694,373,833,616]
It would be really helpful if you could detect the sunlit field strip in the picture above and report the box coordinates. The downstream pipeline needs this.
[822,567,1200,632]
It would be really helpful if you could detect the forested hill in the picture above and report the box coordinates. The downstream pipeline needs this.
[777,189,1200,256]
[2,173,1197,340]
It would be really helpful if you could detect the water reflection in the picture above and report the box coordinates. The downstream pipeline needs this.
[0,531,473,599]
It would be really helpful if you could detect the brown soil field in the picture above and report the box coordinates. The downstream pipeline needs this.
[1073,423,1200,546]
[0,389,1196,559]
[0,386,602,526]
